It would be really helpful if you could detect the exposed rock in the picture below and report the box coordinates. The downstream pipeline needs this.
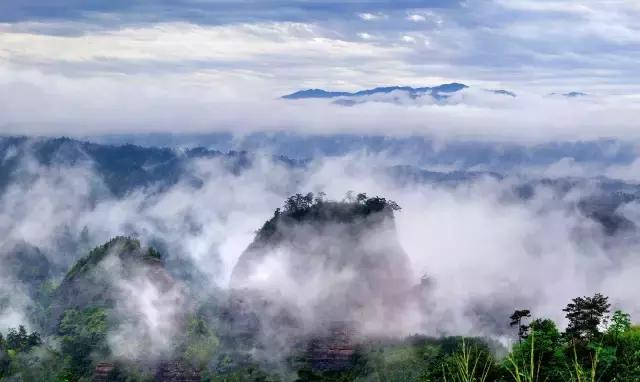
[91,362,115,382]
[155,361,201,382]
[307,322,357,371]
[230,196,413,330]
[226,194,413,362]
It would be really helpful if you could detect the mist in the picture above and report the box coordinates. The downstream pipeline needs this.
[3,66,640,143]
[2,1,639,378]
[1,146,639,361]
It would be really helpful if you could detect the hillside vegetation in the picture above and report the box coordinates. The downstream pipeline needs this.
[0,195,639,381]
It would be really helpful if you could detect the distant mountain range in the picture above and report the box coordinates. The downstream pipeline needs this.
[0,136,298,197]
[549,91,588,98]
[282,83,586,103]
[282,82,472,100]
[0,136,638,236]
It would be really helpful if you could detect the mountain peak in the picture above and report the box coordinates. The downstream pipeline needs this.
[282,82,470,100]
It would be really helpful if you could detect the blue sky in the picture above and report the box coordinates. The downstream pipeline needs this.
[0,1,457,24]
[1,1,640,138]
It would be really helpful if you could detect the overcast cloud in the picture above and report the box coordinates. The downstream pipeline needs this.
[1,0,639,140]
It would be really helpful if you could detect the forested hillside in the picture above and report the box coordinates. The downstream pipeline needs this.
[0,138,639,381]
[1,194,639,381]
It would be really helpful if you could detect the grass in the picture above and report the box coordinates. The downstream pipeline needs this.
[568,345,601,382]
[442,339,491,382]
[444,332,604,382]
[505,330,541,382]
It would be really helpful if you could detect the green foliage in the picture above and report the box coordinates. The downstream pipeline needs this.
[441,339,495,382]
[0,326,67,381]
[501,304,640,382]
[4,325,41,353]
[563,293,611,342]
[608,325,640,381]
[257,192,401,242]
[146,246,162,261]
[0,337,9,379]
[505,319,566,382]
[5,346,66,382]
[568,344,603,382]
[607,310,632,338]
[57,307,110,379]
[64,236,141,281]
[3,232,640,382]
[183,317,220,369]
[366,342,435,381]
[204,366,282,382]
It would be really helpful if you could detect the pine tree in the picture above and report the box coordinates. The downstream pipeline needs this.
[563,293,610,341]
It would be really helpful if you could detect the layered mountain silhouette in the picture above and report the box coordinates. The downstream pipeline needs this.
[282,82,517,105]
[0,136,298,196]
[283,82,470,100]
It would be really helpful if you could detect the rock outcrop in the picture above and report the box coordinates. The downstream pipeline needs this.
[155,361,201,382]
[227,193,413,361]
[307,322,357,371]
[91,362,115,382]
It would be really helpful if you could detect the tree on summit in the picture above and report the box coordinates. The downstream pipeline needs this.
[284,192,314,214]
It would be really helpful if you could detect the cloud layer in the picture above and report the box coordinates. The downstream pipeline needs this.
[1,150,639,345]
[1,1,639,139]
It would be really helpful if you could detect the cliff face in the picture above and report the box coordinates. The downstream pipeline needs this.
[154,361,201,382]
[91,362,115,382]
[227,194,414,367]
[232,196,412,324]
[307,322,358,371]
[90,361,201,382]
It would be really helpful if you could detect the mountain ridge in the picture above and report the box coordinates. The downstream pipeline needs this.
[282,82,470,100]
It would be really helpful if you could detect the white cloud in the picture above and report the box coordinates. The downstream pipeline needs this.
[0,22,403,65]
[358,12,386,21]
[2,68,640,143]
[405,10,443,24]
[2,149,640,339]
[0,1,639,139]
[407,14,427,22]
[401,35,416,43]
[1,1,639,96]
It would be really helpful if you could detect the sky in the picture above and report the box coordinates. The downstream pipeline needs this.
[1,0,640,138]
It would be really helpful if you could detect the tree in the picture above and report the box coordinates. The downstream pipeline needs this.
[607,310,632,338]
[183,317,219,369]
[563,293,611,342]
[4,325,41,353]
[509,310,531,343]
[314,192,326,204]
[506,319,565,382]
[284,193,314,215]
[58,308,109,378]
